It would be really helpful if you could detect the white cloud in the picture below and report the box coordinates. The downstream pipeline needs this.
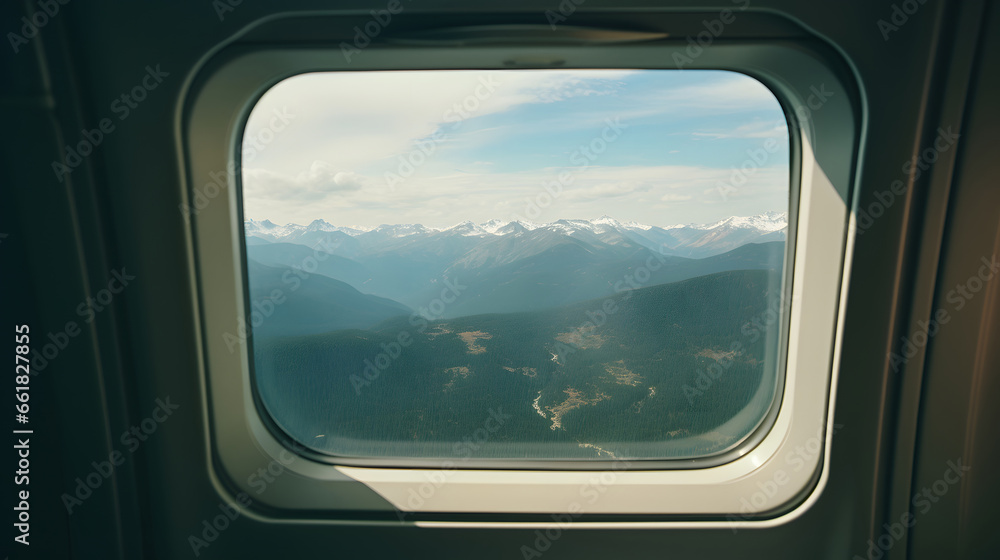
[565,181,653,200]
[244,70,638,178]
[240,70,790,228]
[243,161,369,204]
[243,162,789,228]
[691,120,787,140]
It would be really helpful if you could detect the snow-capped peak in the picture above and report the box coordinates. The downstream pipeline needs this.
[245,218,280,230]
[474,219,543,235]
[245,212,787,242]
[479,219,510,235]
[244,219,304,240]
[306,219,337,232]
[335,225,374,236]
[700,211,787,233]
[508,219,542,231]
[444,221,491,237]
[622,220,652,231]
[369,223,436,238]
[588,215,628,233]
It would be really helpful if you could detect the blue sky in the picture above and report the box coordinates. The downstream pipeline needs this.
[242,69,789,228]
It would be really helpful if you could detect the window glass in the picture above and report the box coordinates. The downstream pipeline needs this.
[241,69,789,461]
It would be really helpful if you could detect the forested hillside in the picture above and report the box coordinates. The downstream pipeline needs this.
[254,269,782,461]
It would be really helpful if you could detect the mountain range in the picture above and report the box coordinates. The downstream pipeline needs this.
[243,212,787,460]
[244,213,786,323]
[245,211,787,259]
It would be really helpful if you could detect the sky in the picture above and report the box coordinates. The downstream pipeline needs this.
[241,69,789,229]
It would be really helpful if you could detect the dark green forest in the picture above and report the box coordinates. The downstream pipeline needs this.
[253,268,783,461]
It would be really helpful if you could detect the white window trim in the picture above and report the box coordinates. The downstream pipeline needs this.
[180,40,858,524]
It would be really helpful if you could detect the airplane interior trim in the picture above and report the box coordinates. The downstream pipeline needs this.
[185,38,854,519]
[2,0,998,558]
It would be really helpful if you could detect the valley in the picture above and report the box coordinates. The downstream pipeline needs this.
[245,213,787,461]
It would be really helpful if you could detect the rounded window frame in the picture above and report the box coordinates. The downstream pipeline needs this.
[181,38,859,523]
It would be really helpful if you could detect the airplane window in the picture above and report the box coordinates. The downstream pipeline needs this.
[240,69,790,462]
